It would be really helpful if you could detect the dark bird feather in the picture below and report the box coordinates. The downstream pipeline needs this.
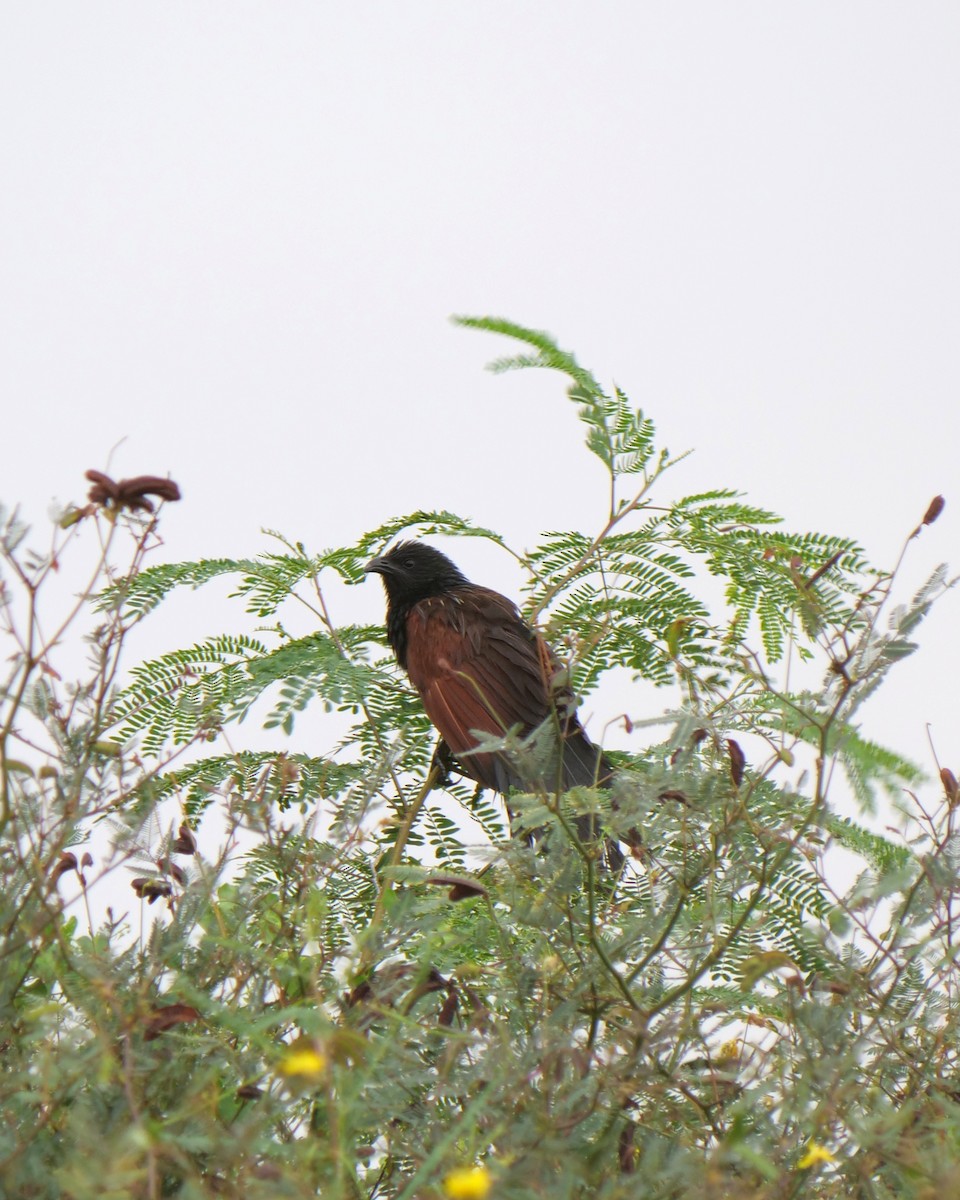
[365,540,621,866]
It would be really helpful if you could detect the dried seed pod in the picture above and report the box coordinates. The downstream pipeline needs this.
[618,1122,638,1174]
[922,495,946,526]
[50,852,78,887]
[911,494,946,538]
[728,739,746,788]
[86,469,181,513]
[941,767,959,807]
[438,989,459,1027]
[131,877,173,904]
[345,979,373,1007]
[143,1003,201,1041]
[157,857,187,886]
[424,873,488,901]
[172,823,197,855]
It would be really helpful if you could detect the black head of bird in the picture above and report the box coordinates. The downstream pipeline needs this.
[364,540,469,607]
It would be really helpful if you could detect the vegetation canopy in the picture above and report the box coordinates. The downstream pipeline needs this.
[0,318,955,1199]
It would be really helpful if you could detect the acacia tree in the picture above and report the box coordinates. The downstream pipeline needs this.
[0,318,956,1199]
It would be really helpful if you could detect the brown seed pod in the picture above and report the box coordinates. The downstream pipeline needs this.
[172,823,198,855]
[143,1003,201,1041]
[437,988,460,1028]
[618,1121,638,1174]
[922,495,946,527]
[131,877,173,904]
[157,857,187,886]
[49,852,78,887]
[728,739,746,788]
[85,469,181,513]
[424,873,488,901]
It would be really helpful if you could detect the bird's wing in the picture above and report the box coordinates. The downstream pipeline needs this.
[403,587,555,791]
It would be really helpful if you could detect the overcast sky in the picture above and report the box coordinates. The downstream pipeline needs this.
[2,5,957,826]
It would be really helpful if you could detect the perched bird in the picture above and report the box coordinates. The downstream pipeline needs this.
[365,540,620,862]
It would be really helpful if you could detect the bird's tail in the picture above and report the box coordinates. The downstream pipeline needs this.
[557,727,624,873]
[466,720,625,872]
[557,725,612,791]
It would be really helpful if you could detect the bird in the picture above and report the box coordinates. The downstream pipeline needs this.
[364,540,621,865]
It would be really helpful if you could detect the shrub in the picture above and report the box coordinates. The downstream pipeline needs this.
[0,319,955,1198]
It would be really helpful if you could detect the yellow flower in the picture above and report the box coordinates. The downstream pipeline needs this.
[797,1141,836,1169]
[443,1164,492,1200]
[716,1038,741,1062]
[277,1046,327,1081]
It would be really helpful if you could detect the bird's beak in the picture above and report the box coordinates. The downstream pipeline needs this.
[363,555,389,577]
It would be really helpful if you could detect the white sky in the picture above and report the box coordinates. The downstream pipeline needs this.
[2,6,957,850]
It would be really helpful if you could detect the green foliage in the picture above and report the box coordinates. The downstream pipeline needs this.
[0,319,957,1199]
